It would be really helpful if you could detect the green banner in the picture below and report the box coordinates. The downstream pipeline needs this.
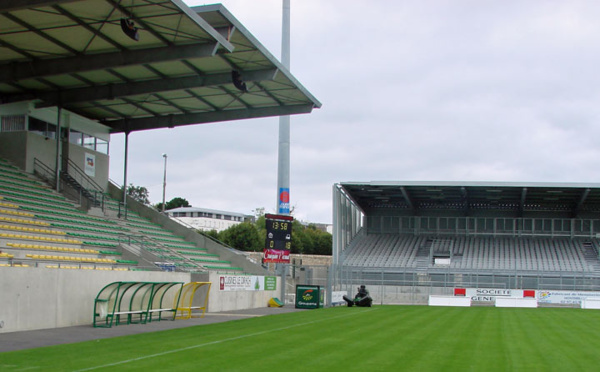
[264,276,277,291]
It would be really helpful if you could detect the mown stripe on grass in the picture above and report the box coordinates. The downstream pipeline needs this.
[72,308,378,372]
[4,306,600,371]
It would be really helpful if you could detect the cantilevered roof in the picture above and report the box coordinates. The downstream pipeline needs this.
[0,1,321,133]
[339,181,600,216]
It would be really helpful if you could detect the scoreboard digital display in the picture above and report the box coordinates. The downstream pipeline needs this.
[264,214,293,263]
[266,219,292,250]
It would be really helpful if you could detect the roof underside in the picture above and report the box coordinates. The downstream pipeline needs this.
[0,1,321,133]
[340,182,600,217]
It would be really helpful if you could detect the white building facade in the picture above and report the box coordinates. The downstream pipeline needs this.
[166,207,252,232]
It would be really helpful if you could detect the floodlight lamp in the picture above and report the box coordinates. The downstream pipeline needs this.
[120,18,139,41]
[231,70,248,93]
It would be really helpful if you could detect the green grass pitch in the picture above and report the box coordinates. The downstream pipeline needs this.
[2,305,600,371]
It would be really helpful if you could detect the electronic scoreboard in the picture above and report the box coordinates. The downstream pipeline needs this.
[263,214,293,263]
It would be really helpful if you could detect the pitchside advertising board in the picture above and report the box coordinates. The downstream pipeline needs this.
[537,290,600,305]
[219,275,277,291]
[456,288,600,305]
[295,285,324,309]
[263,213,293,263]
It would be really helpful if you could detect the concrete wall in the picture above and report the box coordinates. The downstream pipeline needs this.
[0,132,27,169]
[0,131,110,191]
[65,141,109,191]
[205,272,281,312]
[0,267,190,333]
[0,268,283,334]
[340,284,453,306]
[246,252,332,266]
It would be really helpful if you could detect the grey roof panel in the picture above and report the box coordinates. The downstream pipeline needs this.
[0,1,320,133]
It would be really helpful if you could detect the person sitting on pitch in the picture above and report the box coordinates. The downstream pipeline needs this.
[343,285,373,307]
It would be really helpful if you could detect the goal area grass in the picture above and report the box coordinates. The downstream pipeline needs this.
[2,305,600,371]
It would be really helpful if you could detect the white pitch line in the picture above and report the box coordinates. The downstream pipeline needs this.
[74,308,377,372]
[204,313,264,318]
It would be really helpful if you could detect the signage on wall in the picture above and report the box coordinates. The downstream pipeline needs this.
[278,188,290,214]
[218,275,277,291]
[84,153,95,177]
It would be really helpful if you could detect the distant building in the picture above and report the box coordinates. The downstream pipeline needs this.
[166,207,253,232]
[312,222,333,234]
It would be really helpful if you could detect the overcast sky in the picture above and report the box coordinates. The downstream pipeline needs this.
[108,0,600,224]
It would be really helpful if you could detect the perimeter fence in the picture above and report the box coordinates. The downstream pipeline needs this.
[338,266,600,305]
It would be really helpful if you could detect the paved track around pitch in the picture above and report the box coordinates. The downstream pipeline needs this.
[0,307,304,352]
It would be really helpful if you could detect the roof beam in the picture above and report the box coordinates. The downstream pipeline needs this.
[2,12,80,55]
[0,0,79,12]
[461,186,469,216]
[0,42,220,84]
[103,104,315,133]
[577,188,591,209]
[27,68,278,107]
[53,4,125,51]
[573,188,591,217]
[400,187,414,210]
[0,39,34,60]
[172,0,234,52]
[519,187,527,216]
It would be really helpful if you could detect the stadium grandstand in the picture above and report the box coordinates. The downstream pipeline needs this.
[0,1,320,333]
[332,181,600,304]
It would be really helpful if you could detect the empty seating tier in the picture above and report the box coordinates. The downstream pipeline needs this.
[344,234,597,275]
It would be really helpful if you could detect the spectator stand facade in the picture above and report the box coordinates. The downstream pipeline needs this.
[0,1,320,333]
[332,182,600,305]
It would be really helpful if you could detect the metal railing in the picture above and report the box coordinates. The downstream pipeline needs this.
[33,158,56,186]
[339,265,600,294]
[63,158,105,210]
[33,157,105,211]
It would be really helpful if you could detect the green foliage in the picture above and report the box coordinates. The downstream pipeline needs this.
[126,184,150,205]
[220,215,331,255]
[155,197,191,211]
[255,215,267,250]
[303,224,332,255]
[202,229,220,240]
[289,220,332,255]
[218,222,261,251]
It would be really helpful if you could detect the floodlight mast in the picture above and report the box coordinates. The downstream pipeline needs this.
[276,0,292,305]
[162,153,167,212]
[276,0,291,216]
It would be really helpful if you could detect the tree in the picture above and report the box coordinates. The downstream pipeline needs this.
[202,229,220,240]
[126,184,150,205]
[289,222,332,255]
[155,197,190,211]
[219,222,262,251]
[218,215,333,255]
[309,225,333,255]
[291,220,307,254]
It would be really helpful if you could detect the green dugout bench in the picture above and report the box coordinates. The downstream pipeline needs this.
[93,281,211,328]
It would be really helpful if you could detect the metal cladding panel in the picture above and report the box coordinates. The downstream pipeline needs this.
[339,182,600,217]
